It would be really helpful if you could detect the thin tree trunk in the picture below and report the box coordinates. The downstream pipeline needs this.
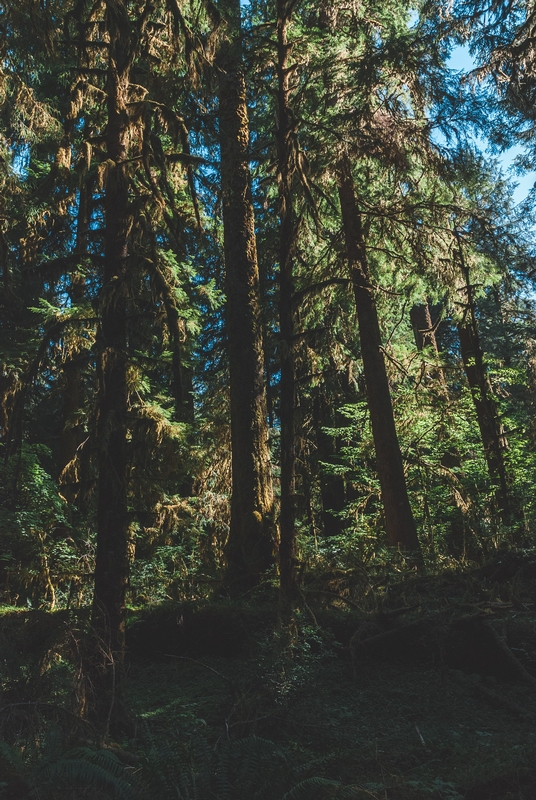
[410,302,436,352]
[410,301,448,395]
[456,235,510,520]
[337,156,421,558]
[217,0,274,593]
[276,0,299,616]
[58,177,91,504]
[153,263,194,425]
[91,0,132,734]
[58,326,84,504]
[313,389,346,538]
[411,302,467,553]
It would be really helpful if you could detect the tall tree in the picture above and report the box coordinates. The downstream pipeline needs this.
[337,154,422,557]
[217,0,274,593]
[276,0,299,615]
[455,230,511,520]
[90,0,137,731]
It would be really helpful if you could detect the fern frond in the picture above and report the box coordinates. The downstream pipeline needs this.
[337,786,367,799]
[65,747,131,777]
[36,748,135,798]
[0,740,25,775]
[292,753,333,777]
[212,738,232,800]
[282,776,342,800]
[191,731,213,784]
[37,724,64,764]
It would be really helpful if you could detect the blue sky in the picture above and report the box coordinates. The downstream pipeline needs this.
[449,45,536,204]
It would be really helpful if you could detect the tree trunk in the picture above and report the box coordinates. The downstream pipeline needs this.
[58,334,84,504]
[455,256,510,519]
[410,301,468,553]
[313,389,346,538]
[410,301,448,395]
[276,0,300,617]
[58,177,91,504]
[455,231,510,520]
[337,156,421,558]
[217,0,274,593]
[410,302,436,352]
[91,0,132,734]
[458,320,511,517]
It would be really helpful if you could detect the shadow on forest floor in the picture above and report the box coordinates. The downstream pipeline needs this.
[2,552,536,799]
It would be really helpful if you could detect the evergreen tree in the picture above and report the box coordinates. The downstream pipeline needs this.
[216,0,275,595]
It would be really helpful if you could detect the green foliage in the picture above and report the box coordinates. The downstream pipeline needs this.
[282,778,363,800]
[0,444,74,606]
[140,731,283,800]
[251,619,337,712]
[0,737,136,799]
[35,747,135,798]
[139,729,356,800]
[405,779,464,800]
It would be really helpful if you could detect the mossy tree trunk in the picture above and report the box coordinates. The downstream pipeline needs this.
[337,155,421,559]
[276,0,300,617]
[91,0,133,734]
[58,175,91,504]
[217,0,275,593]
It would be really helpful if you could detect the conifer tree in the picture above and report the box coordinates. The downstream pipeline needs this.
[455,229,511,520]
[337,154,422,556]
[276,0,300,614]
[216,0,274,594]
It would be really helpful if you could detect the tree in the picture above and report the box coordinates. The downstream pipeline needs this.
[216,0,274,594]
[455,229,511,520]
[276,0,300,616]
[337,154,422,557]
[87,0,141,731]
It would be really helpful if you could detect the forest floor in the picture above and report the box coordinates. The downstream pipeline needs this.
[2,551,536,799]
[124,553,536,800]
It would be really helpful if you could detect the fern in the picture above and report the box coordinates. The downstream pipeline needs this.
[138,729,357,800]
[292,754,334,778]
[336,787,367,799]
[0,740,136,799]
[140,732,278,800]
[0,740,26,774]
[282,778,367,800]
[233,736,286,800]
[36,749,136,798]
[140,730,209,800]
[211,740,230,800]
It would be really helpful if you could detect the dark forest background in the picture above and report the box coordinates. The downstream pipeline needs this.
[2,0,536,797]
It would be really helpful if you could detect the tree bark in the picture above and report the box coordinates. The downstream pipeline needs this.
[217,0,274,593]
[337,156,421,558]
[410,301,448,395]
[313,389,346,538]
[91,0,132,734]
[410,302,436,352]
[276,0,300,616]
[457,273,510,520]
[455,230,510,520]
[58,176,91,504]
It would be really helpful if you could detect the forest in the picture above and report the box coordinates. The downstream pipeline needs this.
[2,0,536,797]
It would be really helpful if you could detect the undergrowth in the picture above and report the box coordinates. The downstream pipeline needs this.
[2,555,536,799]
